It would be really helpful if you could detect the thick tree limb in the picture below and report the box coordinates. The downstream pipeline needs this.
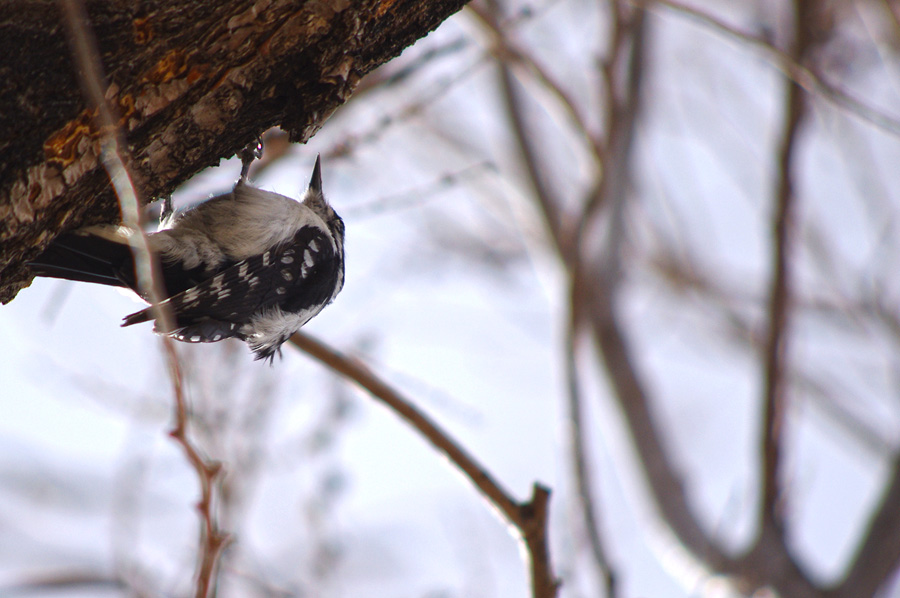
[0,0,470,303]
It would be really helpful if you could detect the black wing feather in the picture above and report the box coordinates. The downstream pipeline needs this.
[29,231,229,299]
[122,226,337,342]
[28,232,136,288]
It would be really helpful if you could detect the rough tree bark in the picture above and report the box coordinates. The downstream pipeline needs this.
[0,0,469,303]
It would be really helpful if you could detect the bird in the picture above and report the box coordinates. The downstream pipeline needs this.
[28,154,345,362]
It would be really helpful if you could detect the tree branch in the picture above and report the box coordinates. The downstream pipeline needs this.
[489,0,734,582]
[583,277,731,568]
[580,0,643,240]
[636,0,900,136]
[565,281,618,598]
[467,3,606,167]
[57,3,227,595]
[495,60,569,258]
[0,0,473,303]
[288,332,559,598]
[758,0,809,542]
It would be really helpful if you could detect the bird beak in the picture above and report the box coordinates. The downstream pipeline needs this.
[309,155,322,193]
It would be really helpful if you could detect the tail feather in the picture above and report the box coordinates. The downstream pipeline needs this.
[28,231,138,290]
[122,307,152,327]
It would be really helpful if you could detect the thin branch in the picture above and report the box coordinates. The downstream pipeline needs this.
[492,36,568,258]
[759,0,809,542]
[598,1,625,148]
[834,458,900,597]
[56,3,226,596]
[56,0,171,330]
[326,53,490,161]
[565,278,618,598]
[563,0,733,566]
[581,274,732,569]
[288,332,559,598]
[353,35,472,96]
[579,1,646,276]
[647,247,898,458]
[637,0,900,137]
[582,268,822,596]
[468,3,606,168]
[344,161,495,218]
[487,0,734,583]
[0,573,124,595]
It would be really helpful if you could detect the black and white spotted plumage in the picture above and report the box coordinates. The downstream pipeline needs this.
[28,156,345,361]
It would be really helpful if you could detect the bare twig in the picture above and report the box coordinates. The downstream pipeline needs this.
[494,0,733,573]
[353,36,472,96]
[468,3,606,167]
[56,0,163,315]
[344,161,495,218]
[169,386,229,598]
[326,53,490,161]
[572,0,646,327]
[579,268,822,597]
[647,247,897,458]
[579,1,644,245]
[636,0,900,136]
[0,573,124,595]
[565,279,617,597]
[492,36,568,258]
[759,0,810,542]
[289,332,559,598]
[486,0,739,586]
[56,3,226,596]
[581,275,732,568]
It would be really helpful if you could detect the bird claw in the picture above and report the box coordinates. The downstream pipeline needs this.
[238,138,263,183]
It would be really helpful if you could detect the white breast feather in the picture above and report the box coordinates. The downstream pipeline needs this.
[241,304,326,353]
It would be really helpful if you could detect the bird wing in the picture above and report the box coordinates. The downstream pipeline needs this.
[122,225,338,343]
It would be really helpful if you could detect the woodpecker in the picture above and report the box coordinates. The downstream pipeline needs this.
[28,155,345,362]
